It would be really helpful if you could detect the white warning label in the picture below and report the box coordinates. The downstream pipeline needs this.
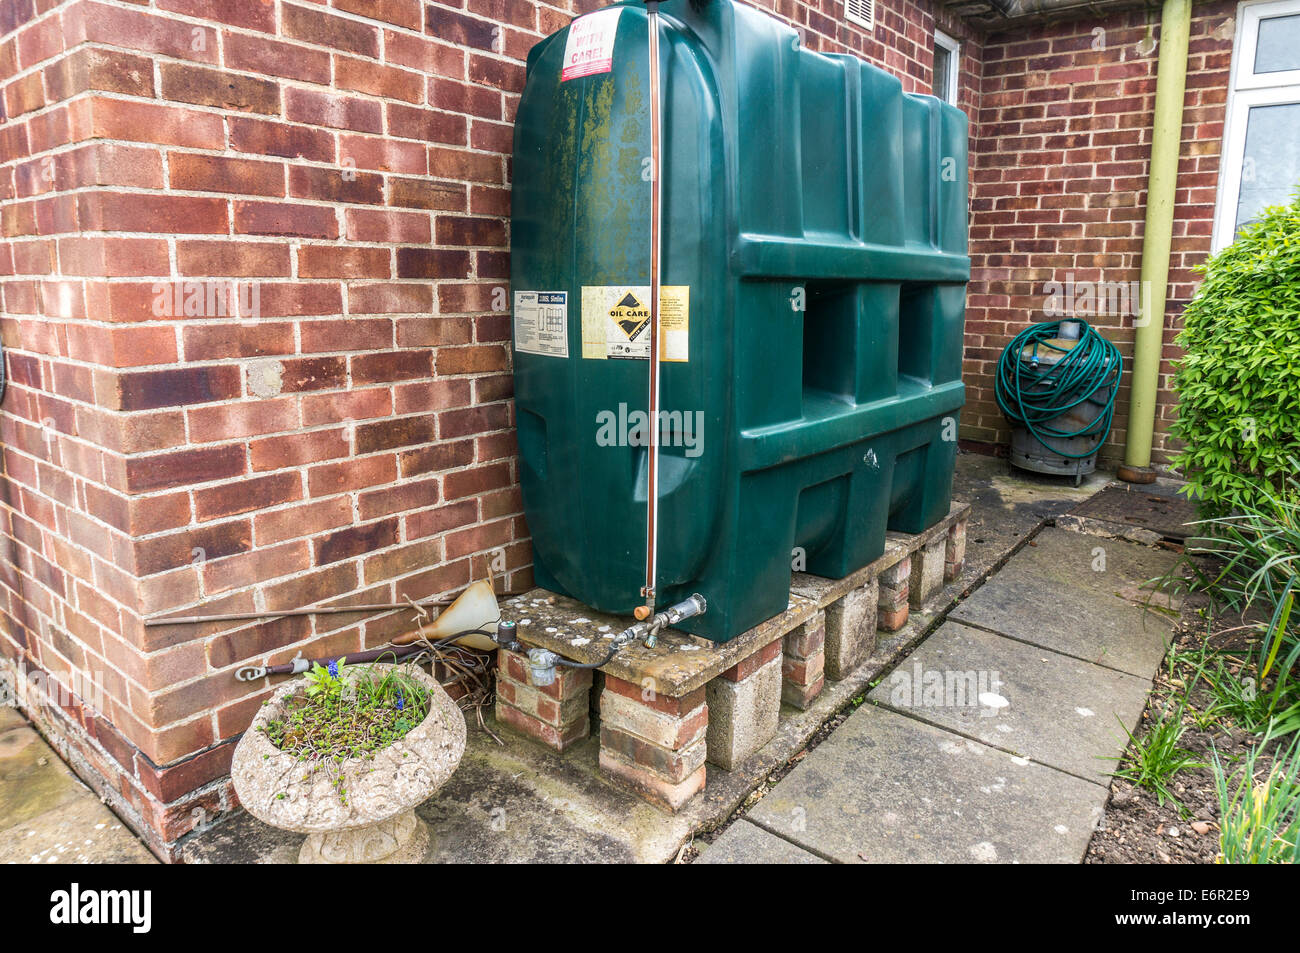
[514,291,569,358]
[561,8,621,81]
[581,285,689,362]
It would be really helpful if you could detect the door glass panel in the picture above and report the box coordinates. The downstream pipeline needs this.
[1235,101,1300,232]
[1255,13,1300,73]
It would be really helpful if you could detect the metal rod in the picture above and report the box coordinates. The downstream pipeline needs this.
[639,0,663,621]
[145,599,457,627]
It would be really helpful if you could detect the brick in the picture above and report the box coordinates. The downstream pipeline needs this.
[315,518,399,565]
[44,47,155,100]
[285,86,381,133]
[496,702,589,753]
[345,208,430,243]
[224,33,331,86]
[308,454,397,496]
[288,164,384,205]
[282,2,379,58]
[297,245,391,279]
[599,689,708,751]
[354,415,436,453]
[169,153,285,197]
[77,193,228,235]
[600,724,706,785]
[158,0,276,31]
[350,350,431,385]
[234,202,338,239]
[717,635,783,682]
[602,674,705,718]
[176,241,290,277]
[116,366,241,411]
[389,176,465,210]
[125,444,245,493]
[387,104,466,144]
[87,98,224,150]
[878,604,909,633]
[159,63,280,114]
[250,428,349,471]
[336,56,423,104]
[599,751,705,811]
[229,116,334,162]
[195,472,302,522]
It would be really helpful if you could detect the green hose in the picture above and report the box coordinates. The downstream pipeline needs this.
[995,319,1122,459]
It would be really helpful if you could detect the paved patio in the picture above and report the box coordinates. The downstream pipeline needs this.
[698,523,1180,863]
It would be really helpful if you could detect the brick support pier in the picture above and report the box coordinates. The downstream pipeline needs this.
[878,556,911,632]
[495,648,591,752]
[781,609,826,709]
[598,675,708,810]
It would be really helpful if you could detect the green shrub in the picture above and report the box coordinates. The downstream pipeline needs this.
[1171,195,1300,516]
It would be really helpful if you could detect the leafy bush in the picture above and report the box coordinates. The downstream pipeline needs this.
[1171,195,1300,516]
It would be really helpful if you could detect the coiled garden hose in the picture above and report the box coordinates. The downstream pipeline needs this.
[995,319,1122,459]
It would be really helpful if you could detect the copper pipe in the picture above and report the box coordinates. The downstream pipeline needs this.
[639,0,664,622]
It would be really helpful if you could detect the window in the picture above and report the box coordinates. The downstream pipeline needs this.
[933,30,960,106]
[1213,0,1300,250]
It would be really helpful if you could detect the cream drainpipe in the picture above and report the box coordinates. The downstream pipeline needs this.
[1123,0,1192,478]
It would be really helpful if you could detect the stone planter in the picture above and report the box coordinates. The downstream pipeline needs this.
[231,663,465,864]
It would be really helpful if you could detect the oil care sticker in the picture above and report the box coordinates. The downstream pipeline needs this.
[580,285,689,362]
[561,7,622,81]
[514,291,569,358]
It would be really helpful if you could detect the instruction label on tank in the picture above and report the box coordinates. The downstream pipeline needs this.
[580,285,689,362]
[561,8,621,81]
[514,291,569,358]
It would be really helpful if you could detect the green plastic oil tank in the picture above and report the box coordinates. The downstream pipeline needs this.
[510,0,969,642]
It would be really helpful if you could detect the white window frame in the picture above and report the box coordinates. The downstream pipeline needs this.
[1212,0,1300,250]
[933,29,961,106]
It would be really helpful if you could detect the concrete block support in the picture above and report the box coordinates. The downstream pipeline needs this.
[782,609,826,709]
[824,579,879,680]
[599,675,708,811]
[706,638,783,770]
[878,555,911,631]
[909,537,947,608]
[945,517,967,581]
[495,648,592,752]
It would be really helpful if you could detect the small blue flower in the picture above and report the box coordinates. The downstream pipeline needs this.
[395,695,405,711]
[327,660,339,678]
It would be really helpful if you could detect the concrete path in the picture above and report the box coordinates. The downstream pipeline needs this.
[0,706,156,864]
[699,525,1180,864]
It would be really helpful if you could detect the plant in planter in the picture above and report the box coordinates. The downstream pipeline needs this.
[231,659,465,864]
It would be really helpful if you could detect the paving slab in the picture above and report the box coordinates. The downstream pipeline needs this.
[697,819,827,864]
[0,794,157,864]
[0,723,87,831]
[0,724,157,864]
[870,620,1150,781]
[743,705,1104,863]
[950,527,1177,678]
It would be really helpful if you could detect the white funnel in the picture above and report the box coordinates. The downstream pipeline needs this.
[393,579,500,650]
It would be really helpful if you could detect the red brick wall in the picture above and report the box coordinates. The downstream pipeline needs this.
[963,2,1235,462]
[0,0,976,857]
